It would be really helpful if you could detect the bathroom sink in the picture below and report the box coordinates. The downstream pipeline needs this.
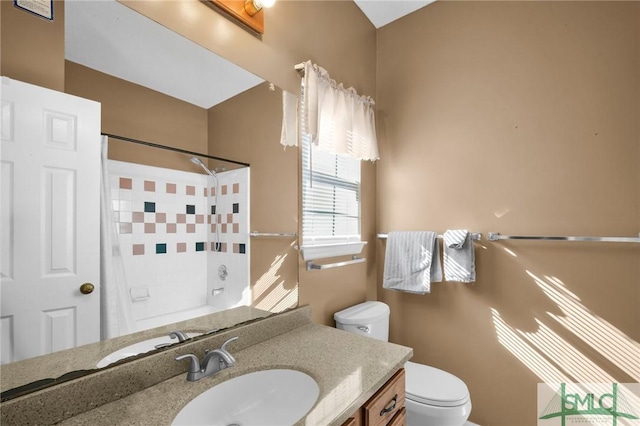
[96,333,201,368]
[171,369,320,426]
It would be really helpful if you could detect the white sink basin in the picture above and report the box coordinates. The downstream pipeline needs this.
[171,369,320,426]
[97,333,201,368]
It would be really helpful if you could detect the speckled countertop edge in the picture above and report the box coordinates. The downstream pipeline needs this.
[57,323,412,426]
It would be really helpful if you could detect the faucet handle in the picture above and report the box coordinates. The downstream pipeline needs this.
[175,354,201,373]
[221,336,239,352]
[169,330,189,342]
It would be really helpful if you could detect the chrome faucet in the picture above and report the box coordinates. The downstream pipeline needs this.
[175,337,238,381]
[170,330,190,342]
[154,330,190,349]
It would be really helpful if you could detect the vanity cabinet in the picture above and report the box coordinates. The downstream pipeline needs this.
[386,407,406,426]
[342,368,406,426]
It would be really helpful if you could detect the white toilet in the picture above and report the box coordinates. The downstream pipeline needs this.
[334,301,473,426]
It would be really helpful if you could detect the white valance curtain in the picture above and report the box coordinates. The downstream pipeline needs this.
[302,60,379,162]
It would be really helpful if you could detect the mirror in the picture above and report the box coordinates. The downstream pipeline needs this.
[0,0,298,398]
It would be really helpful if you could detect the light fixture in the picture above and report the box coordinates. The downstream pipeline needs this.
[208,0,276,34]
[244,0,275,17]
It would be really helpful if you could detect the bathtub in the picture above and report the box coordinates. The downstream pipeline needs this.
[135,305,222,332]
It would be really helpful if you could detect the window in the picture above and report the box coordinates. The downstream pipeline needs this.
[300,133,366,260]
[298,66,374,261]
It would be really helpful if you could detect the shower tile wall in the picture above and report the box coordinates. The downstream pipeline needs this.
[108,160,249,324]
[207,167,250,310]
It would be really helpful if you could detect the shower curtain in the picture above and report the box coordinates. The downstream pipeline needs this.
[100,136,135,339]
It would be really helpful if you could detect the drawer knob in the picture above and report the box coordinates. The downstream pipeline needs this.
[380,394,398,416]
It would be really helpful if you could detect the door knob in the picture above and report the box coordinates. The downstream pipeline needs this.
[80,283,95,294]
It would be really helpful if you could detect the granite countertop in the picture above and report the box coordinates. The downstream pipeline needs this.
[0,306,270,394]
[58,322,413,426]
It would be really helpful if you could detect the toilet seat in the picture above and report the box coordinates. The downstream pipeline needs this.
[405,361,470,407]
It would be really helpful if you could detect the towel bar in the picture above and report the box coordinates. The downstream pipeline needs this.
[250,231,297,238]
[488,232,640,243]
[377,232,482,241]
[306,256,366,271]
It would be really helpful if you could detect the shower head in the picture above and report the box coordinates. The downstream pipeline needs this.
[190,157,216,177]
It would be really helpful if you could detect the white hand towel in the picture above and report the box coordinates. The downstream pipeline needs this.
[383,231,442,294]
[443,229,476,283]
[443,229,468,249]
[280,90,298,147]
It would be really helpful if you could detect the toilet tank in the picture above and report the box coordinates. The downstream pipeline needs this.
[334,301,390,342]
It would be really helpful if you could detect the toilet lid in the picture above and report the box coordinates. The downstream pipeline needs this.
[404,361,470,407]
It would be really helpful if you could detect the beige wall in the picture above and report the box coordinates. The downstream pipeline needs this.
[376,2,639,424]
[65,61,209,171]
[123,0,379,325]
[0,0,65,91]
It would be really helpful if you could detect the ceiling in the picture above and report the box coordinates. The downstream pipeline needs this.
[64,0,263,109]
[64,0,434,109]
[354,0,436,28]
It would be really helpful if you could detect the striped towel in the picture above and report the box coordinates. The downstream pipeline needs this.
[383,231,442,294]
[443,229,476,283]
[443,229,468,249]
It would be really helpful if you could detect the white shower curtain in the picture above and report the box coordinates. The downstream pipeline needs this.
[100,136,135,339]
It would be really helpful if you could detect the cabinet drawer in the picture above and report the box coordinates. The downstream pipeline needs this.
[341,418,358,426]
[363,368,405,426]
[387,407,406,426]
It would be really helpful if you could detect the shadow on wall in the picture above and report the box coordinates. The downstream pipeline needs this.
[492,269,639,383]
[467,239,640,424]
[252,241,298,312]
[487,242,640,421]
[486,241,639,382]
[479,241,565,333]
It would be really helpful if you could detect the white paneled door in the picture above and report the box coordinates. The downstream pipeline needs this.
[1,77,101,364]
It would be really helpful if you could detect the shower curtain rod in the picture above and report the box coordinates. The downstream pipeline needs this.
[102,133,250,167]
